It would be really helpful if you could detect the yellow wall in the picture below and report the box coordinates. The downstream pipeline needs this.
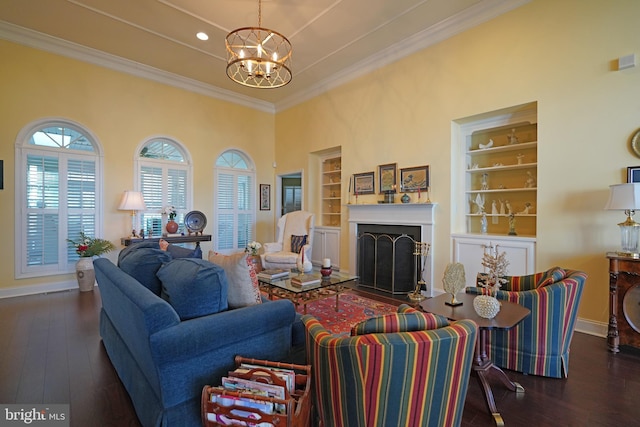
[276,0,640,327]
[0,39,276,290]
[2,0,640,328]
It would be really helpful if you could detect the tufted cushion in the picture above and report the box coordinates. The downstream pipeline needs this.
[157,258,228,320]
[290,234,307,254]
[208,251,262,308]
[118,242,172,295]
[536,266,567,288]
[351,308,449,336]
[159,239,202,259]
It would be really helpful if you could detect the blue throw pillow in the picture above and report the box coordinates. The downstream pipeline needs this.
[291,234,308,254]
[157,258,229,320]
[118,242,171,295]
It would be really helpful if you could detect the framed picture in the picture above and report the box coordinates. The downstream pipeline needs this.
[259,184,271,210]
[400,165,430,192]
[378,163,397,193]
[353,172,375,195]
[628,167,640,183]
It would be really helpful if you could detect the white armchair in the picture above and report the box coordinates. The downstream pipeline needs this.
[260,211,315,271]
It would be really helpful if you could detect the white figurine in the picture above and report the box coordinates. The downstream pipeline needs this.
[479,139,494,149]
[499,199,506,215]
[481,173,489,190]
[491,200,499,224]
[472,193,485,214]
[508,129,519,144]
[524,171,536,188]
[517,202,533,215]
[517,153,524,165]
[481,213,488,234]
[505,200,513,215]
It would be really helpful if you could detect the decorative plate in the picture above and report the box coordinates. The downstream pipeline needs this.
[184,210,207,233]
[632,129,640,158]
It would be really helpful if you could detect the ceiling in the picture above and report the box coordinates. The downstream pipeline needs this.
[0,0,528,111]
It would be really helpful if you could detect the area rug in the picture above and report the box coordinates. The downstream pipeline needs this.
[298,291,399,336]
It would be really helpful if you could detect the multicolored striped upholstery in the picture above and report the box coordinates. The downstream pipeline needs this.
[467,268,587,378]
[303,304,477,427]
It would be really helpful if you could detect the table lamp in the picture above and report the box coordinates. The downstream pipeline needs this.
[605,183,640,256]
[118,191,146,237]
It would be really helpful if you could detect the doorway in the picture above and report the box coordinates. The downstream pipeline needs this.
[279,173,302,216]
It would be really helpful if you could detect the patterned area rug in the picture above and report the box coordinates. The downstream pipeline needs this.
[299,291,399,336]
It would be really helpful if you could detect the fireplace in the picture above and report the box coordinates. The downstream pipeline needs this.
[347,203,435,296]
[357,224,421,294]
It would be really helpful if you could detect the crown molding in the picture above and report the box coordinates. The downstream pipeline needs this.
[274,0,530,112]
[0,20,276,114]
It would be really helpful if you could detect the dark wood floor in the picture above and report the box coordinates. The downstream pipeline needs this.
[1,288,640,427]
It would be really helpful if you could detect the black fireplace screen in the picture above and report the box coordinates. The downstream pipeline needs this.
[357,224,421,294]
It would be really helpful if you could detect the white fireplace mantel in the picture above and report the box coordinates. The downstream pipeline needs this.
[347,203,436,296]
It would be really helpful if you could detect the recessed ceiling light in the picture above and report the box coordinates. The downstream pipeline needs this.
[196,32,209,41]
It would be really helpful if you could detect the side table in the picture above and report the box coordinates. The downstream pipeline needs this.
[420,292,530,426]
[606,252,640,352]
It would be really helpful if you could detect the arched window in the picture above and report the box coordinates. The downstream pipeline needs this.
[15,119,104,278]
[136,137,192,236]
[214,150,256,252]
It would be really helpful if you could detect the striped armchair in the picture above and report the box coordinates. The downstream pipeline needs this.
[466,267,587,378]
[302,304,477,427]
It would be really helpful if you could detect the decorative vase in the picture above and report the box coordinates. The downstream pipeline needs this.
[473,294,501,319]
[401,193,410,203]
[166,219,179,234]
[75,258,96,292]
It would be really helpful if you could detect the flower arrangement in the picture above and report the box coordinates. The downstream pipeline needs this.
[479,245,509,296]
[67,232,115,258]
[163,205,177,220]
[246,241,262,256]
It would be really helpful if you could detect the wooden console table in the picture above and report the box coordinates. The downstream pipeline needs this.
[121,234,211,247]
[606,252,640,353]
[420,292,530,426]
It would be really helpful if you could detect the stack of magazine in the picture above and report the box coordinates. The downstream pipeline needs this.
[205,362,296,426]
[257,269,290,281]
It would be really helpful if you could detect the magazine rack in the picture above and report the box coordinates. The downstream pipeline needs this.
[201,356,311,427]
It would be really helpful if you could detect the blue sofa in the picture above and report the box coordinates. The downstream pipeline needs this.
[94,250,303,427]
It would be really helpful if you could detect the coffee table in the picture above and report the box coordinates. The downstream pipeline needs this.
[420,292,530,426]
[258,270,358,314]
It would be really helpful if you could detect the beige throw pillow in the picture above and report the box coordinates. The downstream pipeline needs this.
[208,250,262,308]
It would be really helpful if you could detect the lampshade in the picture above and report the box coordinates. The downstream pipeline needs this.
[225,0,292,88]
[118,191,146,211]
[605,183,640,256]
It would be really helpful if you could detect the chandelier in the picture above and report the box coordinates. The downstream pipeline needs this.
[225,0,292,88]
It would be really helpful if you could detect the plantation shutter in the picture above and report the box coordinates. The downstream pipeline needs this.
[26,154,60,267]
[25,154,97,268]
[140,166,163,235]
[168,168,187,224]
[66,158,97,262]
[215,168,254,252]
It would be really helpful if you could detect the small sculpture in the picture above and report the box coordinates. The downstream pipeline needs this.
[524,171,536,188]
[481,173,489,190]
[481,213,488,234]
[499,199,506,215]
[508,213,517,235]
[505,200,513,215]
[443,263,466,306]
[517,202,533,215]
[517,153,525,164]
[508,129,519,144]
[491,200,499,224]
[472,193,485,214]
[479,139,494,149]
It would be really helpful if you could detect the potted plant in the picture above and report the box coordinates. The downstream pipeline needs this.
[67,232,115,292]
[245,241,263,272]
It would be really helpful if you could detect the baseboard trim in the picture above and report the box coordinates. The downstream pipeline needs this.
[0,279,81,299]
